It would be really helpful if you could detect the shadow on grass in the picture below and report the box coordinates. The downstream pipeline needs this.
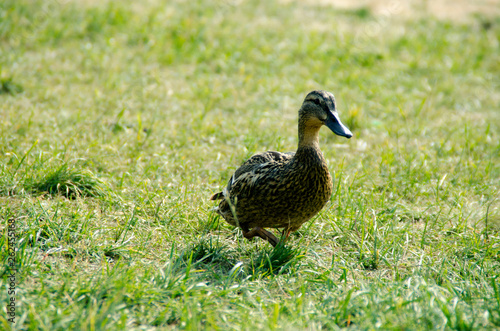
[199,212,305,278]
[250,241,305,279]
[180,238,236,274]
[180,235,305,282]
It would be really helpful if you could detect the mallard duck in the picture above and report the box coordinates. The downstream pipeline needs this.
[210,90,352,246]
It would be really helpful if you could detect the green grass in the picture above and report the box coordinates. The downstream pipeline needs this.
[1,0,499,329]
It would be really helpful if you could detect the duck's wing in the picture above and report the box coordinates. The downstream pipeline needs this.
[233,151,294,179]
[210,151,294,201]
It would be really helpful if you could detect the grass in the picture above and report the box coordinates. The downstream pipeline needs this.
[0,0,499,329]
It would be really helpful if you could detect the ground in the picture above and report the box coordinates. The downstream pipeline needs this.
[0,0,499,330]
[299,0,500,21]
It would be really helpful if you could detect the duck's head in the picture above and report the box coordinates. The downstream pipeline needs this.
[300,90,353,139]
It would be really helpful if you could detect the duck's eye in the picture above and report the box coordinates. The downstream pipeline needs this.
[310,98,322,106]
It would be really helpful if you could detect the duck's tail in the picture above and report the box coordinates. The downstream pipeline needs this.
[210,191,224,200]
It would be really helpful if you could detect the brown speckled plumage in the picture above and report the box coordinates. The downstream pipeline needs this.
[211,90,352,246]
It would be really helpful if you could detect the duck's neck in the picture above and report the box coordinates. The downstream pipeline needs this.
[297,121,322,152]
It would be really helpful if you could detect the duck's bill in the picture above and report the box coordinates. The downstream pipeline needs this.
[325,112,353,138]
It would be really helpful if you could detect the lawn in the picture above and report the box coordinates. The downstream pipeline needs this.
[1,0,499,329]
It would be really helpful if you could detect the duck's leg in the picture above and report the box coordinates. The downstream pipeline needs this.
[243,227,279,247]
[278,227,294,244]
[260,228,279,247]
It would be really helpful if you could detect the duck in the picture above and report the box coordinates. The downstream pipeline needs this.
[210,90,352,247]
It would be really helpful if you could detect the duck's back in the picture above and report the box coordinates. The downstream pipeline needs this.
[232,151,295,179]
